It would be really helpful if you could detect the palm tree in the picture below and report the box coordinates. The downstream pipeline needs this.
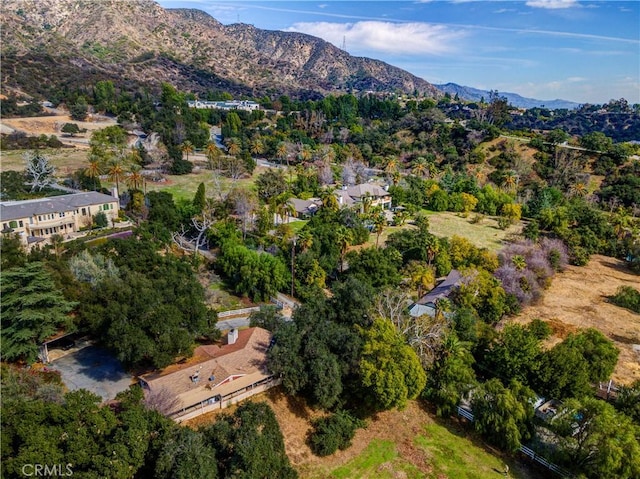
[180,140,194,161]
[372,208,386,248]
[85,160,102,191]
[276,141,289,165]
[425,235,439,266]
[226,137,241,156]
[320,145,335,164]
[128,146,142,166]
[250,137,265,156]
[336,226,352,273]
[502,170,518,193]
[384,156,398,173]
[570,181,588,198]
[360,193,373,216]
[434,297,452,322]
[405,261,435,298]
[108,160,125,196]
[297,144,313,164]
[411,157,428,178]
[391,170,401,187]
[320,189,339,213]
[205,141,222,170]
[394,209,409,226]
[272,192,294,225]
[126,164,144,191]
[297,229,313,252]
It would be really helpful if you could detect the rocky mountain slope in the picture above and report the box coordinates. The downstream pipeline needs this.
[1,0,439,99]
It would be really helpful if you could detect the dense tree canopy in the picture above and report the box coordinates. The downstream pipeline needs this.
[1,262,76,363]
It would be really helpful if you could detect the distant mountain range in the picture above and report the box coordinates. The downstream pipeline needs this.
[435,83,581,110]
[0,0,439,100]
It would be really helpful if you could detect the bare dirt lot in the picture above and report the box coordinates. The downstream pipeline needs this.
[508,254,640,385]
[1,113,116,141]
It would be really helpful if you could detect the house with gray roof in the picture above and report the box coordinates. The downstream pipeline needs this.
[409,269,462,318]
[335,183,392,211]
[1,192,119,249]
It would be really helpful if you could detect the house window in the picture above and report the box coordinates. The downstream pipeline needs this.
[82,208,86,216]
[38,216,42,221]
[9,220,17,228]
[59,212,65,217]
[19,221,23,227]
[30,217,33,224]
[103,203,111,211]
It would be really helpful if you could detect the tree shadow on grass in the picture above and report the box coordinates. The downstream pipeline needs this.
[264,386,314,420]
[415,401,546,479]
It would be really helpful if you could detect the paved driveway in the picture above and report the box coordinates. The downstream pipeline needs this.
[50,346,133,401]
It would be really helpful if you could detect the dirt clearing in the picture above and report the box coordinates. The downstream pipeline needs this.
[508,254,640,384]
[1,114,116,139]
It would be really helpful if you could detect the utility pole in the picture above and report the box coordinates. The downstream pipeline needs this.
[291,236,297,298]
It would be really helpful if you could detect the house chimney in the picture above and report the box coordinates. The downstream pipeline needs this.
[227,329,238,345]
[111,186,119,199]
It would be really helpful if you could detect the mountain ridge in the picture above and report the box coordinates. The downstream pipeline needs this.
[435,82,581,110]
[1,0,440,100]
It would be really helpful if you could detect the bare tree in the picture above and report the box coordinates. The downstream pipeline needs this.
[317,162,334,186]
[24,152,56,191]
[375,289,413,335]
[224,156,245,179]
[229,188,258,240]
[173,199,216,256]
[341,159,356,186]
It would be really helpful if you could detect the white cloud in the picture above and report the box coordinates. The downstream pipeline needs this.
[525,0,579,9]
[286,21,465,55]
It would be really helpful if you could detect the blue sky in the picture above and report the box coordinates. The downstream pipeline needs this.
[157,0,639,104]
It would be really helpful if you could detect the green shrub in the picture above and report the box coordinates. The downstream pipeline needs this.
[93,212,108,228]
[609,286,640,314]
[309,411,364,457]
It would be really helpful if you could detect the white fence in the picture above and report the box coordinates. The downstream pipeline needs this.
[456,406,573,478]
[217,307,261,318]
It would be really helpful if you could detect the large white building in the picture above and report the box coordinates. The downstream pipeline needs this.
[0,192,119,249]
[187,100,260,111]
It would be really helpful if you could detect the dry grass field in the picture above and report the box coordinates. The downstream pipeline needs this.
[187,389,538,479]
[507,254,640,385]
[1,113,116,139]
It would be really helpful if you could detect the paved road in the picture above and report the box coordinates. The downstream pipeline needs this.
[499,135,601,153]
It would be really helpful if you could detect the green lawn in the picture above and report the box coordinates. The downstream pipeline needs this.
[329,440,424,479]
[359,211,521,252]
[425,211,522,252]
[306,422,530,479]
[415,423,522,479]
